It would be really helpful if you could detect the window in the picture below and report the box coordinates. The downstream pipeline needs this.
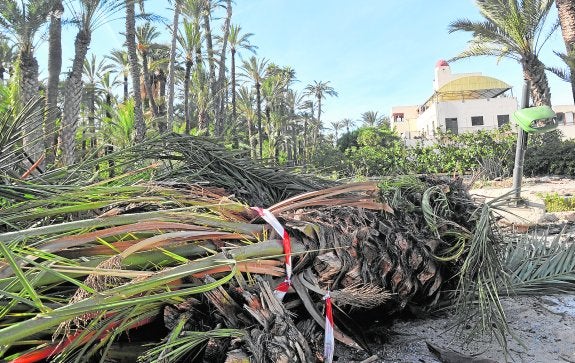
[392,113,405,122]
[497,114,509,127]
[445,117,458,135]
[471,116,484,126]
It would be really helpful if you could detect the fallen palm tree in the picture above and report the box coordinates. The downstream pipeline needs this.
[2,134,575,362]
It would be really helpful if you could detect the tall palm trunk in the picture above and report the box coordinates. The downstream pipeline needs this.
[556,0,575,103]
[522,54,552,106]
[166,0,180,132]
[141,50,159,117]
[256,82,263,159]
[184,57,193,134]
[126,0,145,142]
[88,84,96,150]
[302,116,308,167]
[202,1,216,133]
[290,121,297,165]
[61,29,91,165]
[20,50,42,165]
[316,96,322,126]
[247,115,256,159]
[231,49,237,135]
[215,0,232,136]
[123,73,129,102]
[44,0,63,167]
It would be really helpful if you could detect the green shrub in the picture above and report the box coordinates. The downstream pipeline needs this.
[524,131,575,176]
[539,192,575,212]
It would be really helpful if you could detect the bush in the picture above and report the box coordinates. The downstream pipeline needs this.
[539,192,575,212]
[524,131,575,176]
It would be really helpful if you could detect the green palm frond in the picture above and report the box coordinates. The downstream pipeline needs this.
[0,95,45,180]
[548,50,575,82]
[503,228,575,295]
[451,191,511,348]
[139,328,243,362]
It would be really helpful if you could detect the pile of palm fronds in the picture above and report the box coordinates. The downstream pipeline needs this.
[2,135,575,362]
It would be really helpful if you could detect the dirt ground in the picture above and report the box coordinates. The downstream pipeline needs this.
[336,177,575,363]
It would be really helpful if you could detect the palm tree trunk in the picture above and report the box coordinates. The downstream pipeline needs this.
[61,29,91,165]
[166,0,180,132]
[256,82,263,159]
[522,54,552,106]
[19,50,42,165]
[123,74,129,102]
[88,85,96,150]
[184,59,193,134]
[557,0,575,51]
[126,0,146,143]
[316,96,322,125]
[291,121,297,165]
[215,0,232,137]
[202,2,216,133]
[231,50,237,136]
[302,117,308,167]
[556,0,575,103]
[141,52,159,118]
[44,0,63,168]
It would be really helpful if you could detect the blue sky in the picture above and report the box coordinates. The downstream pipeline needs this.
[45,0,573,127]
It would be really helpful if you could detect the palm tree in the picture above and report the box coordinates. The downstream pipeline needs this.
[555,0,575,103]
[106,50,130,102]
[361,110,383,128]
[241,56,268,158]
[285,89,305,165]
[136,22,162,119]
[44,0,63,167]
[165,0,182,132]
[329,120,344,145]
[236,86,257,157]
[61,0,124,165]
[300,99,314,166]
[125,0,145,142]
[303,80,338,126]
[214,0,232,137]
[98,70,120,124]
[0,0,52,165]
[449,0,556,106]
[178,18,201,134]
[261,74,284,162]
[201,0,219,134]
[83,54,112,153]
[341,117,355,135]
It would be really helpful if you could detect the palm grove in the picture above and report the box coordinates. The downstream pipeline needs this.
[0,0,347,173]
[0,0,574,176]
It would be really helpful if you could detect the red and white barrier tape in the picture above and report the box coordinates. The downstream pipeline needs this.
[251,207,292,300]
[323,290,335,363]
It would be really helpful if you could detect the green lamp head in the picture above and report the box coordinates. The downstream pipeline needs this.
[512,105,557,133]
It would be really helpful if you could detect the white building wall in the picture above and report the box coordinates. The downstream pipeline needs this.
[417,104,437,138]
[435,97,517,134]
[415,97,517,137]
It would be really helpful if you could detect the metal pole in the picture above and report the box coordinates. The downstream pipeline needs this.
[511,80,530,201]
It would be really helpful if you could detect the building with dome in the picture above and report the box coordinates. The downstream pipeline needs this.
[391,60,518,142]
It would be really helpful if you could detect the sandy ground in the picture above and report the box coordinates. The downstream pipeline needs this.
[336,177,575,363]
